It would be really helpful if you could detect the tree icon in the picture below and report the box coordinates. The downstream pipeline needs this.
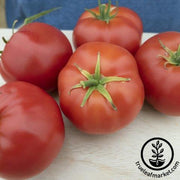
[149,140,165,167]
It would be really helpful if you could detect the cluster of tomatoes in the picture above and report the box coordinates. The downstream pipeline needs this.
[0,1,180,179]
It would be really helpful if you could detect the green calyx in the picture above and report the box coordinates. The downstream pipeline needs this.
[159,39,180,68]
[85,0,118,24]
[69,52,131,110]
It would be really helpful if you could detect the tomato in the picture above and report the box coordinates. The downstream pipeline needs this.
[135,31,180,116]
[58,42,144,134]
[0,81,64,179]
[0,22,72,92]
[73,0,143,54]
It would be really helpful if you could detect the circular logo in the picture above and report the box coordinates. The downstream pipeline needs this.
[141,137,174,171]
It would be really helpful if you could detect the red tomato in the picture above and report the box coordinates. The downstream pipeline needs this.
[135,31,180,116]
[73,1,143,54]
[58,42,144,134]
[0,22,72,92]
[0,81,64,179]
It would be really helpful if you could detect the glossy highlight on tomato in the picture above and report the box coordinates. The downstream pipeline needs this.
[58,42,144,134]
[0,22,72,91]
[0,81,64,179]
[135,31,180,116]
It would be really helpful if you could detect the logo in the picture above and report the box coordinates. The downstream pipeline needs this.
[141,137,174,171]
[135,137,179,178]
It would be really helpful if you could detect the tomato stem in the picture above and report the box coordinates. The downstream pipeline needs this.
[159,39,180,67]
[94,52,101,80]
[23,7,61,25]
[69,52,130,110]
[2,37,8,44]
[74,63,93,79]
[0,37,8,55]
[100,76,131,84]
[81,79,99,88]
[97,84,117,110]
[85,0,118,24]
[12,20,18,34]
[81,87,96,107]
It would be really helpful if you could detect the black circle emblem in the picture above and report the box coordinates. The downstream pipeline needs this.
[141,137,174,171]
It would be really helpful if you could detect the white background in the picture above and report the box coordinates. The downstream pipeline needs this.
[0,29,180,180]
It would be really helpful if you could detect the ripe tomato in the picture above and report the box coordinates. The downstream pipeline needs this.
[135,31,180,116]
[0,81,64,179]
[58,42,144,134]
[73,1,143,54]
[0,22,72,92]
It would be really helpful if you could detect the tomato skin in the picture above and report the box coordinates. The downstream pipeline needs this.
[73,6,143,54]
[0,81,64,179]
[58,42,144,134]
[135,31,180,116]
[0,22,72,92]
